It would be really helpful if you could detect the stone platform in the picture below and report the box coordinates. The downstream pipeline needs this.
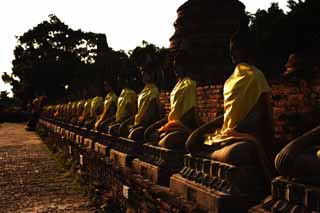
[249,176,320,213]
[132,144,185,186]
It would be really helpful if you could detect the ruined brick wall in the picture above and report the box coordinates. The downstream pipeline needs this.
[159,79,320,146]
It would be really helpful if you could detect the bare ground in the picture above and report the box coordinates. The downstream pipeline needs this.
[0,123,96,213]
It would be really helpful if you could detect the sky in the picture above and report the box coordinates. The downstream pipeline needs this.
[0,0,290,95]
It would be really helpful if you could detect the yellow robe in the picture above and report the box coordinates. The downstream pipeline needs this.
[116,88,137,122]
[76,100,85,116]
[206,63,271,144]
[134,84,160,125]
[90,96,104,119]
[54,105,61,118]
[79,98,92,122]
[94,92,118,129]
[71,101,77,117]
[159,77,197,132]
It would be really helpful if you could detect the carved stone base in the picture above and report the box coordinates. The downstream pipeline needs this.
[94,142,109,156]
[132,144,184,185]
[109,149,129,168]
[170,174,247,213]
[170,154,270,211]
[132,159,160,184]
[249,176,320,213]
[82,138,94,150]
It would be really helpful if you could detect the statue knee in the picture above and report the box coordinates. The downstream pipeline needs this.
[109,123,120,136]
[158,131,188,150]
[128,126,145,141]
[185,135,204,154]
[212,141,257,166]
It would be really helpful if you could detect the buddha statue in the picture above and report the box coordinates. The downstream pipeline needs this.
[70,99,84,125]
[108,77,137,136]
[78,98,93,126]
[69,100,80,124]
[144,50,199,150]
[275,126,320,185]
[274,53,320,185]
[185,27,275,180]
[94,81,118,132]
[84,95,104,129]
[119,63,161,140]
[26,95,47,131]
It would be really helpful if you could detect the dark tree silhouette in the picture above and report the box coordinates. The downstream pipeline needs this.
[250,0,320,78]
[2,15,103,106]
[129,41,173,90]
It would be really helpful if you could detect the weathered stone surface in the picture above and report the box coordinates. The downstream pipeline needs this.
[170,174,247,213]
[250,177,320,212]
[170,0,247,84]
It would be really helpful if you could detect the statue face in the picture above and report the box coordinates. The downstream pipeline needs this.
[103,81,111,93]
[141,68,152,84]
[229,41,249,65]
[173,59,184,77]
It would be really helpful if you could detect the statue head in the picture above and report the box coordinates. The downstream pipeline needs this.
[283,53,306,79]
[103,80,113,94]
[229,26,256,65]
[173,50,193,78]
[139,56,159,85]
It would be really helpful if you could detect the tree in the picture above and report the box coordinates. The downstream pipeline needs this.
[0,91,9,101]
[3,15,104,105]
[128,41,173,90]
[250,0,320,78]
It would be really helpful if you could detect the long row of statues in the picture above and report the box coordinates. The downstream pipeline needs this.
[43,49,198,150]
[41,26,320,180]
[37,25,319,211]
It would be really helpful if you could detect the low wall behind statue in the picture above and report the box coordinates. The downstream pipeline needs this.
[159,77,320,147]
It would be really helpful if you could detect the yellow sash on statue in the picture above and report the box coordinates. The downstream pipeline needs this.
[116,88,137,122]
[206,63,271,145]
[94,92,118,129]
[90,96,104,118]
[159,77,196,132]
[79,98,92,122]
[134,83,160,125]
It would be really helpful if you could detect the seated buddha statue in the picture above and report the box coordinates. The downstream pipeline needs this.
[119,63,161,140]
[144,51,199,150]
[94,81,118,132]
[70,99,85,125]
[84,95,104,129]
[275,54,320,185]
[185,27,275,180]
[108,78,137,136]
[26,95,47,131]
[275,126,320,185]
[78,98,93,127]
[69,100,80,124]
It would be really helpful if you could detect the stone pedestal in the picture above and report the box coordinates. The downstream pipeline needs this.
[249,176,320,213]
[109,149,129,168]
[170,154,269,212]
[94,142,108,156]
[132,144,184,186]
[108,137,142,167]
[170,174,247,213]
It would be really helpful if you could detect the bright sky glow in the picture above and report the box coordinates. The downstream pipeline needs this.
[0,0,289,95]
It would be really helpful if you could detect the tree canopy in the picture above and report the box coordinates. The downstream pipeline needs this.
[2,0,320,107]
[250,0,320,78]
[2,15,105,106]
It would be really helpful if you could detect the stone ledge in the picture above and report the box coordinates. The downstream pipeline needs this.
[170,174,247,212]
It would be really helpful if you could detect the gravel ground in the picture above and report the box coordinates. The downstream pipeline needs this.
[0,123,96,213]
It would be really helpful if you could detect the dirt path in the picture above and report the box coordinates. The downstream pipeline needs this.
[0,123,95,213]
